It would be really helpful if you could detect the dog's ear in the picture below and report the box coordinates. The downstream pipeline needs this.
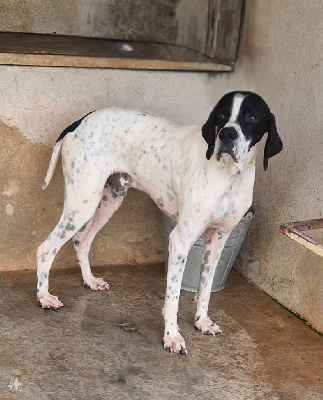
[263,113,283,171]
[202,107,217,160]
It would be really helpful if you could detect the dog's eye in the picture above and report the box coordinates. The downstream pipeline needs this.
[246,115,258,124]
[217,114,226,122]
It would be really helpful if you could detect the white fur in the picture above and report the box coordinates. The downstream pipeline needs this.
[229,93,246,123]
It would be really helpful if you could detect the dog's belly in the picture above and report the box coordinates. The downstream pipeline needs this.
[129,174,180,222]
[148,189,180,222]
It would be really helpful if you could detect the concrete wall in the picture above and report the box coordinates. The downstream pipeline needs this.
[222,0,323,333]
[0,0,178,40]
[0,0,322,333]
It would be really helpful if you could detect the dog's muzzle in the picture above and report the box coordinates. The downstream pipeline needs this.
[217,127,239,162]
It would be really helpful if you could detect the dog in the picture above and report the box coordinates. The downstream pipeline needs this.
[37,91,282,355]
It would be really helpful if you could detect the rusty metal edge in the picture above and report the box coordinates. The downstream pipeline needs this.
[280,222,323,258]
[280,218,323,232]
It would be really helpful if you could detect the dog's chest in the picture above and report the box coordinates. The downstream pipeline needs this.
[206,172,254,227]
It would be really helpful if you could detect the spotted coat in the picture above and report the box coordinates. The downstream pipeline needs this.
[36,91,282,355]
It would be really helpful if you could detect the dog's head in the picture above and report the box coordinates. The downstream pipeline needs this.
[202,91,283,170]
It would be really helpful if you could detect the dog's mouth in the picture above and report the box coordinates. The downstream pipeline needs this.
[216,145,239,163]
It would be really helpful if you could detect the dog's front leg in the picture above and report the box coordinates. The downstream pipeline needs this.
[163,225,193,355]
[194,227,231,335]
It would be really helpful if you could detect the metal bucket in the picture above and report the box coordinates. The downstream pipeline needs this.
[163,206,255,292]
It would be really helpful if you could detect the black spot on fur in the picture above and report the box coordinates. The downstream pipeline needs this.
[177,255,185,264]
[80,223,88,232]
[157,198,164,209]
[65,222,76,231]
[56,111,95,142]
[203,250,211,265]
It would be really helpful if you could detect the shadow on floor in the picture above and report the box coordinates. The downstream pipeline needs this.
[0,265,322,399]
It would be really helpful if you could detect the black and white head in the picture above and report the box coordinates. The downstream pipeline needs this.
[202,91,283,171]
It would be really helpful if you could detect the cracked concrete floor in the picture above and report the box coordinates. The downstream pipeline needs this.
[0,265,322,399]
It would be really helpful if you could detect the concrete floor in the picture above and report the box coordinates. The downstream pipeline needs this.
[0,265,322,400]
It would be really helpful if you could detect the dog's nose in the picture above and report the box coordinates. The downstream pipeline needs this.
[218,127,238,143]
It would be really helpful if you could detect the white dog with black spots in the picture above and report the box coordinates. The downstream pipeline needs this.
[37,91,282,355]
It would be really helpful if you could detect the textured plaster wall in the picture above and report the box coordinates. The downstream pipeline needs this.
[0,0,194,43]
[219,0,323,333]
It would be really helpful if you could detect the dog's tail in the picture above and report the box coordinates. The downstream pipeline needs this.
[42,139,63,190]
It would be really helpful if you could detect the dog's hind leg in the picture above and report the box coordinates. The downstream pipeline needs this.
[72,184,125,290]
[36,186,103,310]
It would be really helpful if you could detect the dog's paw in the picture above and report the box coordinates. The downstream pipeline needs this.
[194,317,222,336]
[163,333,188,355]
[84,276,110,291]
[37,293,64,311]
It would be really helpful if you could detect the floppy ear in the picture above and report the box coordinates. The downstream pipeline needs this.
[263,113,283,171]
[202,107,217,160]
